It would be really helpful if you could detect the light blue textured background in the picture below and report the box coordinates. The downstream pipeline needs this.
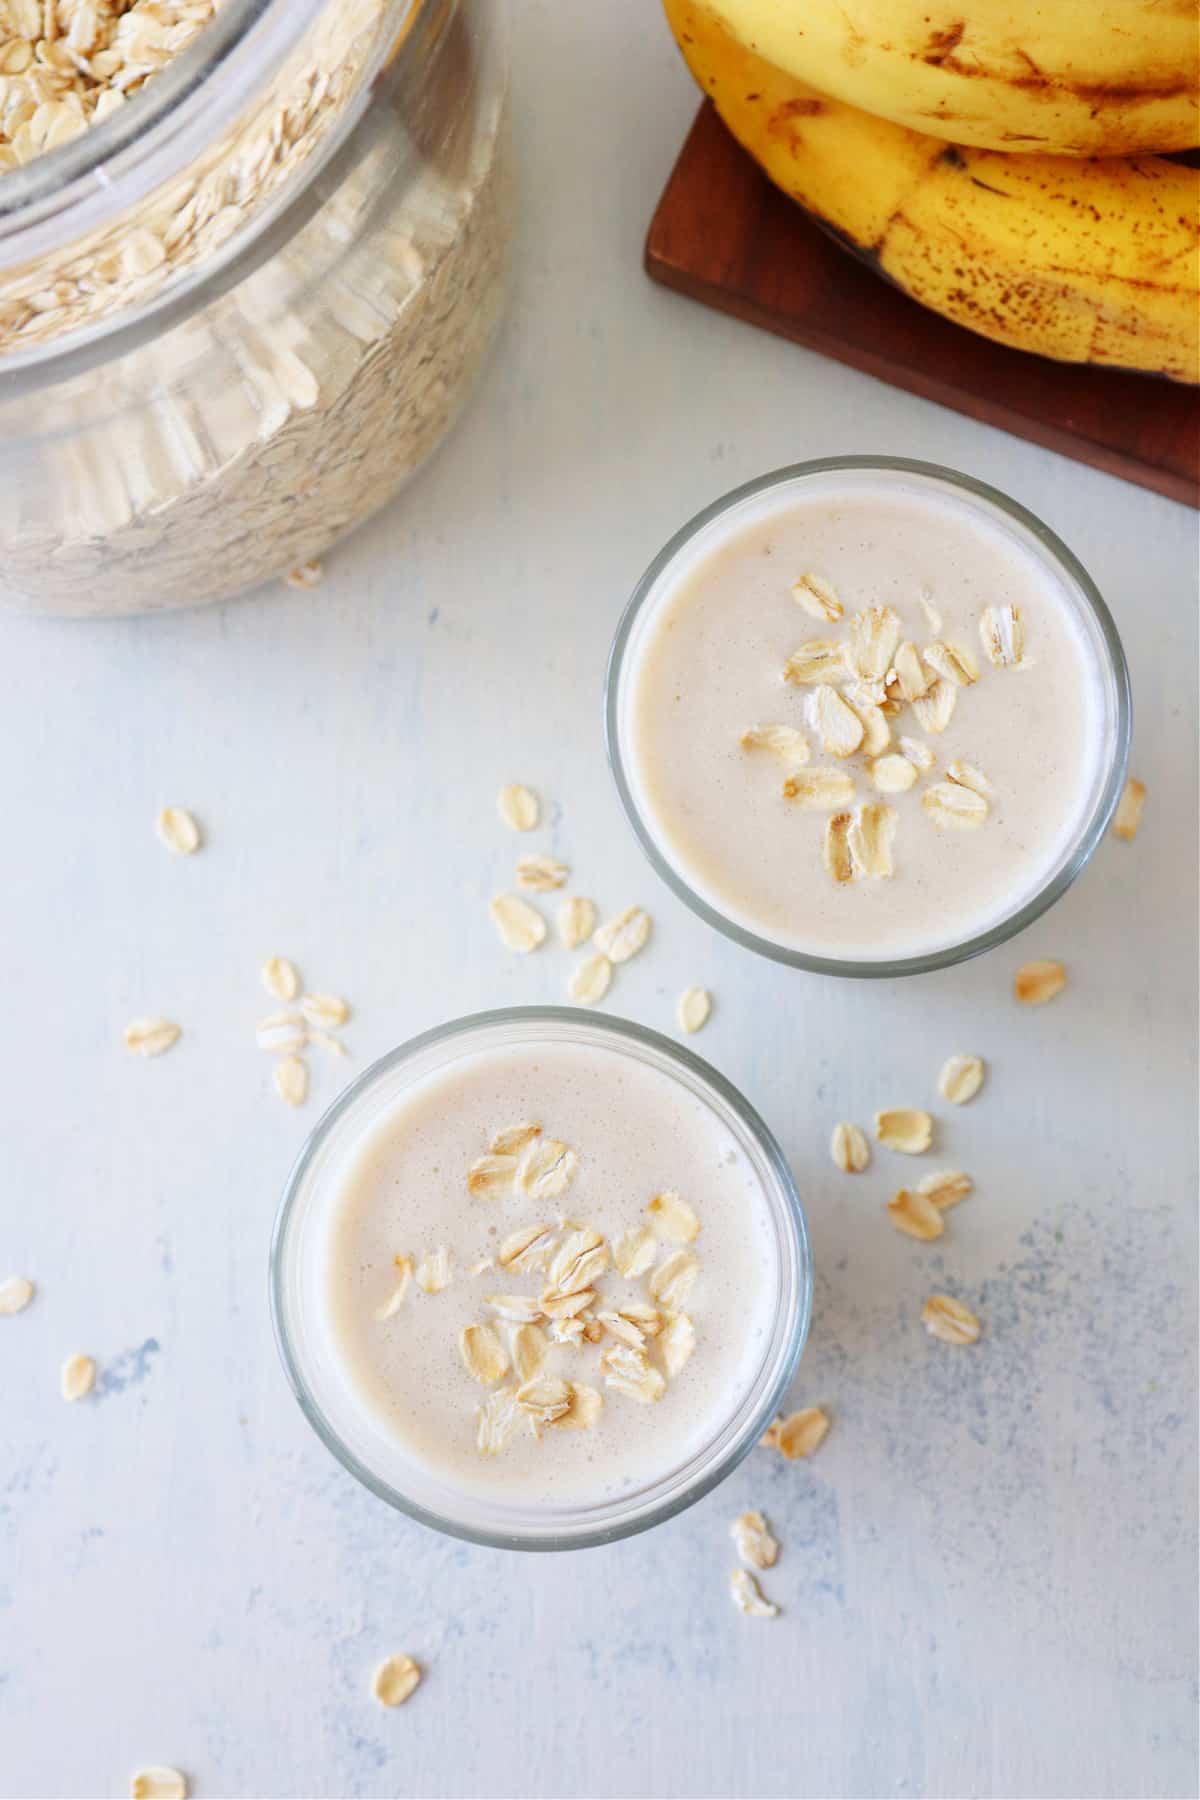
[1,5,1196,1796]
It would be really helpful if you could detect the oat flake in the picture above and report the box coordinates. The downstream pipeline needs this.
[830,1122,870,1173]
[372,1654,421,1707]
[489,894,547,953]
[592,905,651,964]
[557,895,596,949]
[876,1108,934,1154]
[939,1054,985,1105]
[763,1407,829,1459]
[1014,960,1067,1006]
[568,953,612,1007]
[154,807,200,855]
[729,1567,779,1618]
[61,1353,96,1402]
[131,1769,188,1800]
[261,957,300,1001]
[1112,777,1146,842]
[497,785,539,832]
[124,1018,181,1058]
[922,1294,982,1344]
[677,987,711,1034]
[0,1276,34,1315]
[273,1055,308,1107]
[731,1509,779,1570]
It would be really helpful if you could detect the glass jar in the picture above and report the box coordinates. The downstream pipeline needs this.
[271,1009,813,1550]
[0,0,512,614]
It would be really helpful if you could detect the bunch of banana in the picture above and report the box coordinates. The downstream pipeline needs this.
[663,0,1200,381]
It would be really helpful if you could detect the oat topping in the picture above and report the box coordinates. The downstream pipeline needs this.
[807,684,864,758]
[154,807,200,855]
[946,759,993,798]
[489,894,547,953]
[497,785,540,832]
[918,593,943,634]
[517,1136,578,1201]
[729,1567,779,1618]
[490,1123,542,1157]
[548,1382,603,1430]
[923,640,979,687]
[308,1029,348,1059]
[261,957,300,1002]
[131,1769,188,1800]
[0,1275,35,1315]
[485,1293,544,1324]
[568,952,612,1007]
[545,1228,609,1297]
[843,690,891,756]
[1014,959,1067,1005]
[1112,777,1146,842]
[61,1353,96,1401]
[875,1108,933,1153]
[922,1294,982,1344]
[648,1249,699,1310]
[516,1374,573,1429]
[887,1188,945,1241]
[510,1322,548,1381]
[371,1654,422,1708]
[911,677,957,734]
[830,1122,870,1173]
[273,1055,308,1107]
[467,1153,518,1197]
[763,1406,829,1459]
[893,641,930,702]
[677,987,712,1034]
[922,781,988,830]
[255,1011,306,1054]
[459,1323,510,1386]
[917,1170,973,1209]
[783,639,846,685]
[783,767,856,810]
[475,1386,521,1455]
[517,854,569,892]
[124,1018,181,1058]
[300,992,350,1029]
[600,1341,666,1405]
[899,735,936,773]
[498,1223,556,1273]
[939,1054,985,1104]
[660,1310,696,1378]
[557,895,597,950]
[845,606,901,682]
[592,905,651,964]
[647,1190,701,1244]
[824,810,854,884]
[869,753,917,794]
[731,1509,779,1570]
[740,723,811,764]
[847,803,896,879]
[375,1256,412,1321]
[414,1247,452,1294]
[790,573,843,621]
[979,604,1025,667]
[613,1225,656,1279]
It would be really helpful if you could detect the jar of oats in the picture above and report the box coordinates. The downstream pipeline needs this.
[0,0,511,613]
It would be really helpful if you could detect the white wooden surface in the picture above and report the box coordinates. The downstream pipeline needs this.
[2,6,1197,1797]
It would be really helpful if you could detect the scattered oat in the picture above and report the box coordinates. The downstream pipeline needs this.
[154,807,200,855]
[918,1170,973,1209]
[923,781,988,830]
[845,607,900,682]
[790,573,842,621]
[659,1310,696,1378]
[308,1029,349,1059]
[875,1108,933,1154]
[498,1223,556,1272]
[592,905,651,964]
[740,724,810,764]
[61,1353,96,1402]
[569,953,612,1007]
[807,684,864,758]
[601,1342,666,1404]
[476,1386,520,1455]
[899,735,936,773]
[1112,777,1146,842]
[517,1137,578,1200]
[273,1055,308,1107]
[893,641,930,702]
[372,1654,421,1708]
[256,1011,306,1054]
[613,1225,656,1279]
[830,1122,870,1174]
[124,1018,181,1058]
[912,679,957,735]
[459,1323,510,1385]
[922,1294,982,1344]
[517,854,569,892]
[1015,960,1067,1006]
[847,803,896,879]
[731,1510,779,1570]
[979,604,1024,667]
[511,1322,548,1382]
[824,811,853,884]
[261,957,300,1002]
[414,1247,452,1294]
[939,1054,985,1105]
[869,753,917,794]
[375,1256,413,1320]
[300,992,349,1029]
[677,987,711,1034]
[783,639,845,685]
[648,1190,700,1244]
[0,1276,34,1315]
[648,1250,699,1310]
[783,767,855,809]
[489,894,547,953]
[285,561,323,591]
[888,1188,945,1241]
[729,1568,779,1618]
[557,895,596,950]
[497,784,539,831]
[763,1407,829,1459]
[131,1770,188,1800]
[923,640,979,687]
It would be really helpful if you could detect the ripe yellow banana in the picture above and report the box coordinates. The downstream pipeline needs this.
[695,0,1199,156]
[664,0,1200,381]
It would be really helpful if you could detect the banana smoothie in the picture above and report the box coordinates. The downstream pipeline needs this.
[615,465,1123,964]
[309,1032,783,1508]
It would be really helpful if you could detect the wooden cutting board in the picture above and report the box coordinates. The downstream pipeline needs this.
[645,103,1199,509]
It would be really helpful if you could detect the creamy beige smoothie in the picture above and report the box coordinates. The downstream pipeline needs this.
[620,469,1112,962]
[315,1036,780,1507]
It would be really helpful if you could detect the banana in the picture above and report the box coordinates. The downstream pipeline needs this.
[694,0,1199,157]
[664,0,1200,381]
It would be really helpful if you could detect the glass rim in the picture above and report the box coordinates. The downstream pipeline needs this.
[269,1005,813,1552]
[605,455,1132,980]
